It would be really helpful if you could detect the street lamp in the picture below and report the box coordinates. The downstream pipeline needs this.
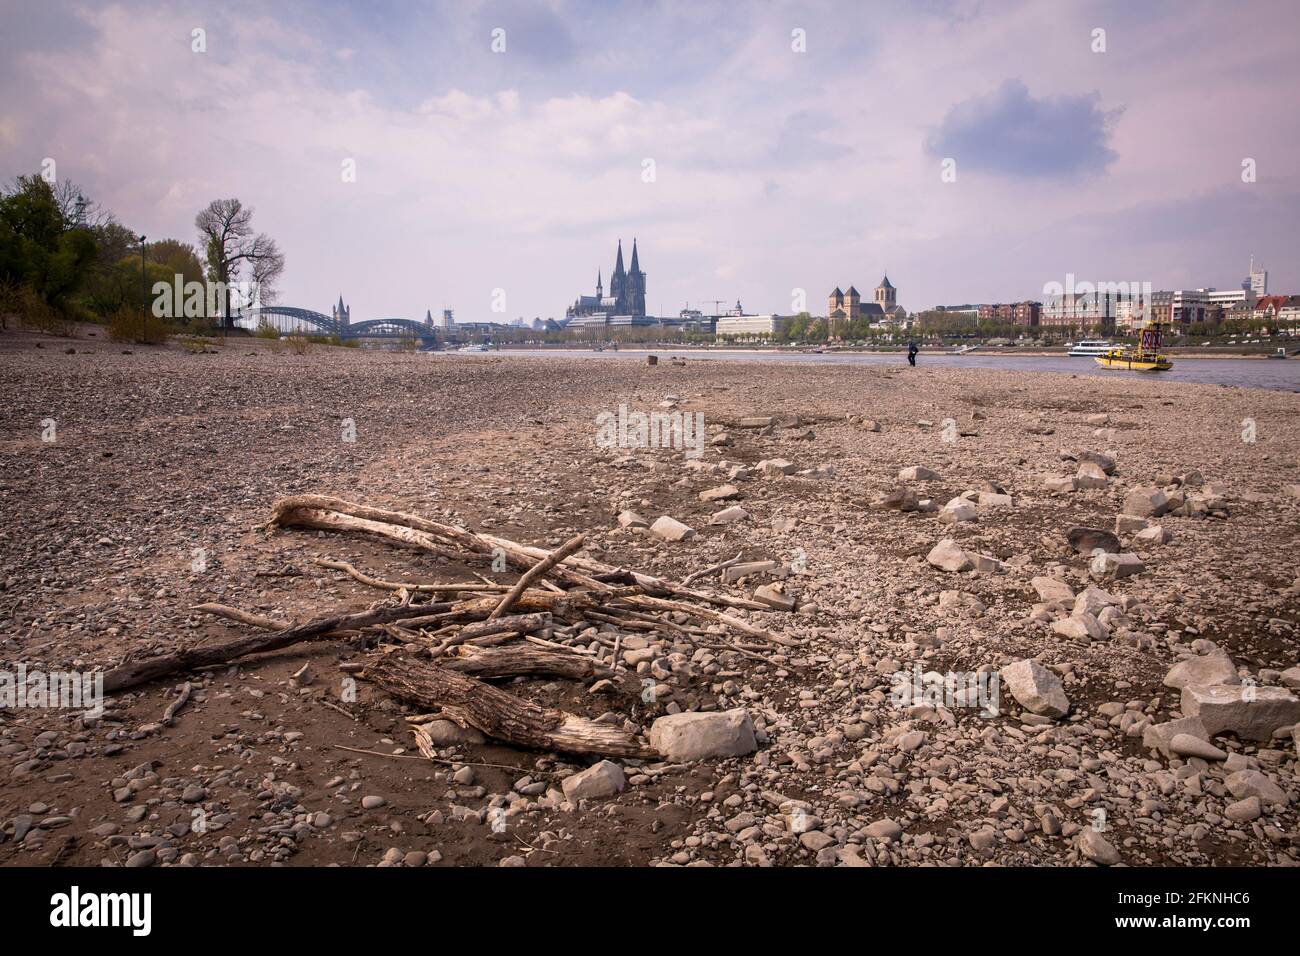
[139,235,147,326]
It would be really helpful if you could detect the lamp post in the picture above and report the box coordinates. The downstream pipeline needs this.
[139,235,147,326]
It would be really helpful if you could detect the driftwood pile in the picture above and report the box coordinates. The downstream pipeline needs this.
[103,495,798,761]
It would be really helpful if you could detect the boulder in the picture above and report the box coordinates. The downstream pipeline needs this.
[561,760,626,801]
[1169,734,1227,760]
[1052,612,1105,642]
[939,498,978,524]
[977,491,1013,508]
[1000,659,1070,718]
[649,516,696,542]
[752,582,796,611]
[721,560,778,584]
[699,484,740,502]
[898,465,940,481]
[616,510,649,529]
[1090,552,1144,580]
[1114,514,1150,534]
[1123,486,1170,517]
[648,709,757,762]
[757,458,796,477]
[1031,576,1075,603]
[1180,684,1300,741]
[1072,585,1115,618]
[1044,476,1079,493]
[927,539,972,572]
[1163,653,1239,690]
[708,505,750,526]
[1134,525,1172,545]
[1076,828,1120,865]
[1075,462,1109,489]
[1224,769,1288,806]
[875,488,920,512]
[1078,450,1117,474]
[1142,716,1210,756]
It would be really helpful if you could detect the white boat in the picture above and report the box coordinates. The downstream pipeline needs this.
[1067,339,1114,357]
[457,344,490,353]
[953,344,981,354]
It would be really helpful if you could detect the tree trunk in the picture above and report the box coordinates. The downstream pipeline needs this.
[363,655,652,758]
[102,601,451,693]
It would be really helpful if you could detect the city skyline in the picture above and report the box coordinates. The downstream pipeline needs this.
[3,0,1297,320]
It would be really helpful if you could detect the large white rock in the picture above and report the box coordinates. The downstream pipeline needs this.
[1123,486,1170,517]
[939,498,978,524]
[1142,716,1210,756]
[999,659,1070,718]
[649,515,696,542]
[1031,576,1076,603]
[1163,653,1239,690]
[1075,462,1109,489]
[757,458,796,477]
[898,465,940,481]
[648,709,757,761]
[1052,612,1105,642]
[1180,684,1300,741]
[561,760,626,801]
[698,484,740,502]
[1225,769,1288,806]
[927,538,972,572]
[1090,552,1145,580]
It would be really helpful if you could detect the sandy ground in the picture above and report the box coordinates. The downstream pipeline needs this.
[0,329,1297,868]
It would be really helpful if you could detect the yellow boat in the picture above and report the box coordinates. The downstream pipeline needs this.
[1094,348,1172,371]
[1093,321,1173,371]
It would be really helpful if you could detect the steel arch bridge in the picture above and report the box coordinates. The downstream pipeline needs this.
[240,307,435,341]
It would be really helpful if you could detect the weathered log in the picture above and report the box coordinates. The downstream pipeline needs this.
[443,645,610,681]
[363,655,653,758]
[103,601,452,693]
[430,611,552,658]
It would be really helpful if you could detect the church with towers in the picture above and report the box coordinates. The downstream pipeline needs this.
[566,239,648,320]
[827,275,906,333]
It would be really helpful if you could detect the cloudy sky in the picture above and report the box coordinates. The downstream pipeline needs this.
[3,0,1297,321]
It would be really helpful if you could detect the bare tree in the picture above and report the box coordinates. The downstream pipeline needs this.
[51,178,112,230]
[194,198,286,327]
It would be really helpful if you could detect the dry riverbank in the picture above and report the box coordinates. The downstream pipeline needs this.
[1,331,1297,867]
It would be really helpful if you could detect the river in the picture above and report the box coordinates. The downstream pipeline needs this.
[458,348,1300,392]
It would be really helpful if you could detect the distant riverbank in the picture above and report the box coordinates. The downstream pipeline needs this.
[482,346,1300,391]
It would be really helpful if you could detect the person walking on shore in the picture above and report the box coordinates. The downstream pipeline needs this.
[907,340,918,366]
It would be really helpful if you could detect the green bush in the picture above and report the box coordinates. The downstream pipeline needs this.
[107,305,170,344]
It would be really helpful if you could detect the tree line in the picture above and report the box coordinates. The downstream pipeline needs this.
[0,171,283,341]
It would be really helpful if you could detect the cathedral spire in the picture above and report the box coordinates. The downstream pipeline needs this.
[613,239,625,277]
[630,238,640,275]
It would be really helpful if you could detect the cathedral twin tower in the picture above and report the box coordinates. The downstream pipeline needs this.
[567,239,647,319]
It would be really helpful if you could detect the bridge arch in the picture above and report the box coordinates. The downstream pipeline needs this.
[346,318,433,339]
[242,306,339,336]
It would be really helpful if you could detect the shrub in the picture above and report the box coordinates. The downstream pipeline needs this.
[255,320,282,339]
[107,305,170,344]
[19,286,77,337]
[285,333,311,355]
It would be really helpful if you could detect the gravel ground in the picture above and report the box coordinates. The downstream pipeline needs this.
[0,329,1297,868]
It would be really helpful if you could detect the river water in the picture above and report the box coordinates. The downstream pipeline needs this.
[465,348,1300,392]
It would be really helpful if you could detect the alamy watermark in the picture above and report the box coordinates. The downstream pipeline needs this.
[890,664,1000,717]
[0,664,104,717]
[595,404,705,459]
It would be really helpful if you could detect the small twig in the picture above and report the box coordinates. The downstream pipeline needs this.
[161,681,191,726]
[488,534,585,620]
[682,551,744,586]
